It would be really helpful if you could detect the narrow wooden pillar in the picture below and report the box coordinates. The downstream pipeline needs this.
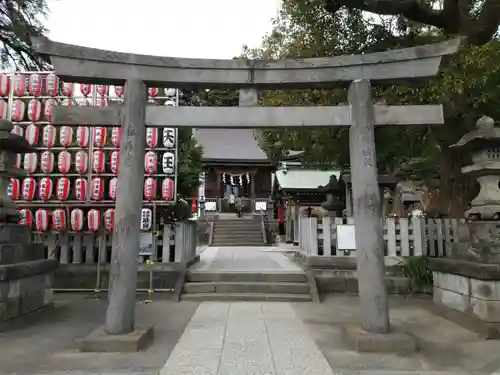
[348,79,390,334]
[105,79,147,335]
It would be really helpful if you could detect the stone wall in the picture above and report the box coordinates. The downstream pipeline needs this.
[0,257,56,324]
[433,271,500,324]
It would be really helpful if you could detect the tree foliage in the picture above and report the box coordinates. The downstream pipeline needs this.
[244,0,500,215]
[0,0,49,70]
[316,0,500,45]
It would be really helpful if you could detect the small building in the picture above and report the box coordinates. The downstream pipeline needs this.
[195,129,273,214]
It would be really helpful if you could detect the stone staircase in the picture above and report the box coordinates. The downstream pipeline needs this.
[181,271,312,302]
[211,217,264,246]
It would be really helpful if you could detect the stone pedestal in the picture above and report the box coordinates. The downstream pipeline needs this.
[0,120,57,327]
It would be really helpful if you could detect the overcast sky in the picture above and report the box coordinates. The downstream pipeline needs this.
[45,0,281,59]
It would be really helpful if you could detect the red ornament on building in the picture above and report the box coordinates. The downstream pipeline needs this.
[56,177,70,201]
[92,150,105,173]
[38,177,53,201]
[144,177,156,201]
[40,151,54,173]
[74,178,87,200]
[59,126,73,148]
[80,83,92,97]
[87,209,101,232]
[108,177,118,200]
[161,178,175,201]
[13,74,26,96]
[0,99,8,120]
[93,127,106,147]
[70,209,84,232]
[28,74,43,97]
[45,74,59,97]
[8,178,20,200]
[111,127,121,147]
[58,151,71,174]
[35,209,50,232]
[146,128,158,148]
[18,208,33,227]
[75,151,88,174]
[148,87,159,97]
[90,177,104,201]
[62,82,73,96]
[52,209,66,232]
[0,73,10,97]
[42,125,56,147]
[25,123,39,145]
[97,84,108,96]
[11,99,25,122]
[114,86,124,97]
[27,99,42,122]
[104,208,115,232]
[44,99,57,122]
[144,151,157,174]
[11,124,23,137]
[76,126,90,148]
[110,150,119,175]
[23,153,38,173]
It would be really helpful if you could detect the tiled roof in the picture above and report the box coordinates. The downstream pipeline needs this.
[194,129,268,161]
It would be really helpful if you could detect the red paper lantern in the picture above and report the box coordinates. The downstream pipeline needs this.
[148,87,159,97]
[45,74,59,97]
[93,127,106,147]
[58,151,71,174]
[13,74,26,96]
[70,209,84,232]
[104,208,115,232]
[144,151,157,174]
[62,82,73,96]
[59,126,73,148]
[42,124,56,147]
[28,74,43,97]
[0,73,10,97]
[38,177,53,201]
[23,153,38,173]
[90,177,104,201]
[114,86,124,97]
[108,177,118,200]
[97,84,108,96]
[11,99,25,122]
[11,124,23,137]
[144,177,156,201]
[74,178,87,200]
[80,83,92,97]
[111,127,121,147]
[75,151,88,174]
[146,127,158,148]
[22,178,36,201]
[87,209,101,232]
[110,150,119,175]
[44,99,57,122]
[25,123,39,145]
[76,126,90,148]
[92,150,105,173]
[52,209,66,232]
[18,208,33,227]
[56,177,70,201]
[35,209,50,232]
[0,99,8,120]
[8,178,20,200]
[161,178,175,201]
[40,151,55,173]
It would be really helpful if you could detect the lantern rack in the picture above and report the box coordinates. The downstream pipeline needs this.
[2,70,180,234]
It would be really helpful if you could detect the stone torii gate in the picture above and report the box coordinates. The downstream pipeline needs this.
[32,37,459,351]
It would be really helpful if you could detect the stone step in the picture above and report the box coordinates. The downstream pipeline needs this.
[213,234,263,240]
[180,292,312,302]
[212,242,265,246]
[187,271,307,283]
[183,281,309,294]
[214,231,262,236]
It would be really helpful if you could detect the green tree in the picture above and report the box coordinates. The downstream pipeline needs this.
[245,0,500,215]
[0,0,49,69]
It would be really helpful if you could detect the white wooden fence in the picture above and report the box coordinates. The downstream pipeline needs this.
[298,217,464,257]
[34,221,198,265]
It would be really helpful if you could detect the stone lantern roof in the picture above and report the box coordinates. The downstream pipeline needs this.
[450,116,500,151]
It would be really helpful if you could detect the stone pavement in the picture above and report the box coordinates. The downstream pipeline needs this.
[190,246,302,272]
[159,302,334,375]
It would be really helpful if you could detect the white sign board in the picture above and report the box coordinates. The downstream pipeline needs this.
[336,224,356,250]
[139,233,154,256]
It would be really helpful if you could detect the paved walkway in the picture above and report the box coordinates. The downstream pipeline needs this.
[191,246,302,272]
[159,302,334,375]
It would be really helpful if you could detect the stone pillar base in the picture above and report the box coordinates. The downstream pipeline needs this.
[429,258,500,338]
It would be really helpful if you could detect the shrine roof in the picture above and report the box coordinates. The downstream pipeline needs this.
[276,169,341,191]
[194,129,268,162]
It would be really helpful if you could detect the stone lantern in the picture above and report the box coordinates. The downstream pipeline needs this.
[430,116,500,338]
[318,174,344,217]
[0,120,57,325]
